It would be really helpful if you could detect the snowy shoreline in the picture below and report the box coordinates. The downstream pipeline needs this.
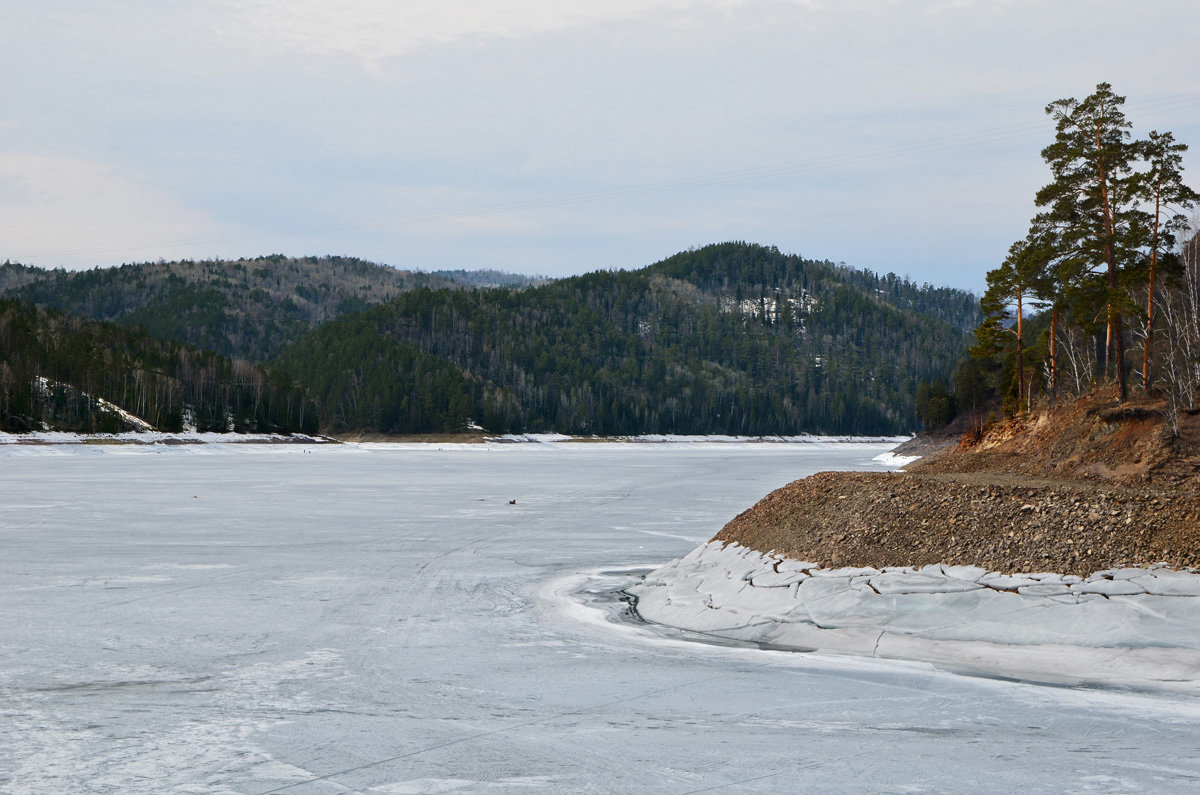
[627,541,1200,691]
[0,430,909,447]
[489,432,910,444]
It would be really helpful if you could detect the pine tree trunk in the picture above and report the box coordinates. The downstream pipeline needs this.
[1016,287,1024,410]
[1095,121,1127,401]
[1105,316,1113,380]
[1049,304,1059,401]
[1142,184,1161,393]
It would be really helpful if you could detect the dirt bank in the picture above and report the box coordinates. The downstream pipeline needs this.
[716,390,1200,576]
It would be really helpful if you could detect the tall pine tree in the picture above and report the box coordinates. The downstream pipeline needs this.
[1036,83,1142,401]
[1136,130,1199,390]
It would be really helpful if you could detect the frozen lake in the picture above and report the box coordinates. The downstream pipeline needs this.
[4,440,1200,793]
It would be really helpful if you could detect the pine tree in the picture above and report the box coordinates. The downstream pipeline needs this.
[1036,83,1142,401]
[976,236,1050,411]
[1136,130,1199,391]
[966,84,1199,420]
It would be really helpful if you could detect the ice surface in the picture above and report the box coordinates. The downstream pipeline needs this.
[631,541,1200,690]
[4,439,1200,792]
[489,432,910,447]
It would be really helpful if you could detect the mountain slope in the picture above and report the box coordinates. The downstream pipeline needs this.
[647,243,980,333]
[278,243,978,436]
[430,269,548,289]
[0,255,458,362]
[0,299,316,433]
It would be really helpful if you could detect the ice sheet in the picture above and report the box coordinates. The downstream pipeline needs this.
[629,541,1200,690]
[4,441,1200,792]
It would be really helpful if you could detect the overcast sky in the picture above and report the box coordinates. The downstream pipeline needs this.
[3,1,1198,292]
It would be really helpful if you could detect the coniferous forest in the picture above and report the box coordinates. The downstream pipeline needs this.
[0,300,316,434]
[0,255,457,362]
[1,243,979,436]
[275,244,978,436]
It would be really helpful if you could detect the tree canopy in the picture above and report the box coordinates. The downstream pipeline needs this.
[968,83,1198,420]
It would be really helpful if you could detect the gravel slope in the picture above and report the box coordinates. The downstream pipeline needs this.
[717,391,1200,576]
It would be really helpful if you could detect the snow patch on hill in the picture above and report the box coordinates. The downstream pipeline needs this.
[0,431,328,446]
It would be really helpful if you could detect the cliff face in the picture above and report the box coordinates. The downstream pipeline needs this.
[715,391,1200,576]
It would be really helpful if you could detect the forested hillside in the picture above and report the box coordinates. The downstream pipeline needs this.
[0,255,456,362]
[277,243,978,436]
[430,269,548,289]
[0,300,316,434]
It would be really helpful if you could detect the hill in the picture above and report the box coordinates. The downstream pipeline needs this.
[277,243,979,436]
[0,299,316,434]
[716,389,1200,575]
[0,255,458,362]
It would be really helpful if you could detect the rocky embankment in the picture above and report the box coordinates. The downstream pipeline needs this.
[716,391,1200,576]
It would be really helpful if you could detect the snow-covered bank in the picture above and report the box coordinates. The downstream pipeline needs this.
[0,430,911,455]
[491,433,910,445]
[870,450,921,467]
[628,541,1200,691]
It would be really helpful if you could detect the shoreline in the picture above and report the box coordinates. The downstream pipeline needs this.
[715,391,1200,577]
[618,390,1200,682]
[0,431,338,446]
[1,430,910,447]
[715,469,1200,577]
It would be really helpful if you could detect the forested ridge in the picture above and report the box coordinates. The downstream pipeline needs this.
[430,269,548,290]
[277,243,978,436]
[0,300,316,434]
[0,243,977,436]
[0,255,457,362]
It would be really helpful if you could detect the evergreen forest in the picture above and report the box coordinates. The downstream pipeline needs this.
[0,255,457,362]
[0,300,316,434]
[276,243,978,436]
[1,244,980,437]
